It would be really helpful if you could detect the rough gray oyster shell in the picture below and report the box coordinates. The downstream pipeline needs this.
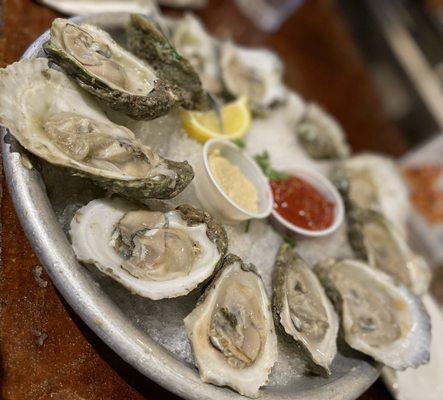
[184,254,278,398]
[272,244,338,375]
[296,103,350,160]
[70,198,228,299]
[0,58,194,201]
[347,208,431,296]
[315,258,431,371]
[127,13,208,110]
[44,18,184,120]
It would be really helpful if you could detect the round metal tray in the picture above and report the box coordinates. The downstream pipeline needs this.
[1,13,379,400]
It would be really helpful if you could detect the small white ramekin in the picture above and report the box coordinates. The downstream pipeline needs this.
[194,139,273,224]
[270,167,344,237]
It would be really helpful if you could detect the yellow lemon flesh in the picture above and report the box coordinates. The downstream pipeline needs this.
[180,96,251,143]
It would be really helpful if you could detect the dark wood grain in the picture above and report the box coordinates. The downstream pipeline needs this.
[0,0,402,399]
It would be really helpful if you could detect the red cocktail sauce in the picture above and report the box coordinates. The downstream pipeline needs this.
[271,176,335,231]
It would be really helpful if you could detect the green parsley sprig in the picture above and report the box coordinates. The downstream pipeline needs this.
[254,151,290,181]
[283,236,296,248]
[231,138,246,149]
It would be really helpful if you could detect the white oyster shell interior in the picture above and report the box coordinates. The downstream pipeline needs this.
[37,0,159,16]
[318,259,431,371]
[276,257,338,374]
[343,153,410,232]
[70,198,221,299]
[171,13,221,93]
[184,258,277,398]
[220,41,286,107]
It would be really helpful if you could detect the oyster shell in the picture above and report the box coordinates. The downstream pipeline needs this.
[160,0,208,8]
[37,0,159,16]
[296,103,350,160]
[347,208,431,296]
[272,244,338,375]
[127,13,208,110]
[70,198,228,299]
[220,41,286,108]
[44,18,183,120]
[0,59,194,200]
[184,254,277,398]
[170,14,222,94]
[315,258,431,370]
[331,153,410,231]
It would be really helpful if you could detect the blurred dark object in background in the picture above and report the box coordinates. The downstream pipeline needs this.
[338,0,443,147]
[425,0,443,20]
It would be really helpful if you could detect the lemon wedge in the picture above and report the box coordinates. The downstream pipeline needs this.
[180,96,251,143]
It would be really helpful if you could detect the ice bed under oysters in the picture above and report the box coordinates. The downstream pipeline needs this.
[0,11,432,399]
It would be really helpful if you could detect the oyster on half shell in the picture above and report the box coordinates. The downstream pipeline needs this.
[70,198,228,299]
[296,103,350,160]
[127,13,208,110]
[347,208,431,296]
[184,254,277,398]
[220,41,286,109]
[170,14,222,94]
[315,259,431,370]
[0,59,193,200]
[272,244,338,375]
[44,18,183,120]
[331,153,410,231]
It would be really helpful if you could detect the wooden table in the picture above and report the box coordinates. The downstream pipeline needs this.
[0,0,405,399]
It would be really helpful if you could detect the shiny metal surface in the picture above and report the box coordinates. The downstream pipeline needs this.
[1,13,379,400]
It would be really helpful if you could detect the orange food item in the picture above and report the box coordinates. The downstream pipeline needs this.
[403,165,443,224]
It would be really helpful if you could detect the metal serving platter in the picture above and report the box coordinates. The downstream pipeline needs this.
[1,13,379,400]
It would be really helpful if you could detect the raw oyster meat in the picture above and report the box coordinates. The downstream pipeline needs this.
[70,198,228,299]
[296,103,350,160]
[331,153,410,231]
[220,41,286,108]
[0,59,194,200]
[347,208,431,296]
[184,254,277,398]
[170,14,222,93]
[44,18,183,120]
[127,13,208,110]
[315,259,431,370]
[272,244,338,375]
